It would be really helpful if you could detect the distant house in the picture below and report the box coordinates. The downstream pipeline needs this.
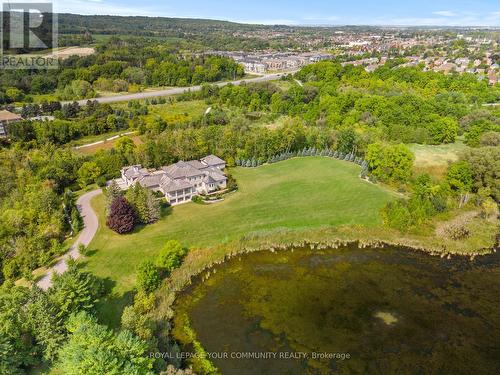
[240,59,266,74]
[121,155,227,205]
[0,110,22,138]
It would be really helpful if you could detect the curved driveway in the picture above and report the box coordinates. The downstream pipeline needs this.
[38,189,102,290]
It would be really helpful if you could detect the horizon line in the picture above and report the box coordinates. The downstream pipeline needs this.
[47,12,500,29]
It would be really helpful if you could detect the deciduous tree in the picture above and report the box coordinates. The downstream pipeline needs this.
[106,196,136,233]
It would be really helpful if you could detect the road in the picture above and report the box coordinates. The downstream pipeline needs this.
[37,189,102,290]
[66,72,293,106]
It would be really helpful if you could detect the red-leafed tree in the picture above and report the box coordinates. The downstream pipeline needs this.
[106,196,135,234]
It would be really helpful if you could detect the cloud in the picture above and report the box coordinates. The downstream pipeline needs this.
[432,11,457,17]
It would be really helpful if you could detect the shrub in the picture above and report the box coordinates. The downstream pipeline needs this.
[121,305,154,340]
[136,260,161,293]
[192,195,204,204]
[96,176,107,187]
[444,223,471,240]
[77,243,89,256]
[156,240,187,276]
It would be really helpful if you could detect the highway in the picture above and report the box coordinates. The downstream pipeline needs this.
[66,72,293,106]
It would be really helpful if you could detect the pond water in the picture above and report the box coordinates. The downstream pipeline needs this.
[173,246,500,375]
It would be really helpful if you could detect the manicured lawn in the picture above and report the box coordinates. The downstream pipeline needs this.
[85,157,395,325]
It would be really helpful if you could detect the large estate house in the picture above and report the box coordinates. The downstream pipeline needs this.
[121,155,227,205]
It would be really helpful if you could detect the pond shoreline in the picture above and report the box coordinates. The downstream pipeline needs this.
[170,235,498,292]
[165,241,499,374]
[152,233,498,373]
[155,232,498,317]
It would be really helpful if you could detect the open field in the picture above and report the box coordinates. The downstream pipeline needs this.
[70,130,136,147]
[75,134,143,155]
[408,142,470,179]
[259,115,294,129]
[46,46,95,59]
[84,157,395,323]
[115,99,208,124]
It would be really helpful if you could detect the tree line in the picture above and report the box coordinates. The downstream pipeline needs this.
[0,38,244,103]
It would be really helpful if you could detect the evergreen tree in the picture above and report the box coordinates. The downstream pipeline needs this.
[49,261,103,320]
[146,193,161,224]
[62,190,81,235]
[0,335,24,375]
[70,207,83,232]
[127,184,149,224]
[25,287,66,361]
[58,312,154,375]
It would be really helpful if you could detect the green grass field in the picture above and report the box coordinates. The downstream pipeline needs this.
[408,142,470,179]
[85,157,395,325]
[115,99,208,124]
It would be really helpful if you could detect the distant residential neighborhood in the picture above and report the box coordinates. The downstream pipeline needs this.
[207,31,498,84]
[209,51,333,73]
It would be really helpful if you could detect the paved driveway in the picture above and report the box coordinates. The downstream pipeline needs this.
[37,189,102,290]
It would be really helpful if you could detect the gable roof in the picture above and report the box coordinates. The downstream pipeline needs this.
[162,161,205,179]
[160,175,194,194]
[186,160,207,170]
[122,165,149,180]
[201,155,226,167]
[204,168,227,183]
[138,172,166,188]
[0,110,22,122]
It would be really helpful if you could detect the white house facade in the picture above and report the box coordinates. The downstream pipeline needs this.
[121,155,227,205]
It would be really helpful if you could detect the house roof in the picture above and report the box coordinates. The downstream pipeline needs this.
[138,172,165,188]
[185,160,207,170]
[160,175,194,194]
[123,155,226,194]
[204,168,227,183]
[122,165,149,180]
[201,155,226,167]
[162,161,204,179]
[0,110,22,122]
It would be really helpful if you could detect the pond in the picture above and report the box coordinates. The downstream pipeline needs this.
[173,246,500,375]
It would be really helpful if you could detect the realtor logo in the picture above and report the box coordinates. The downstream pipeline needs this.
[1,2,58,69]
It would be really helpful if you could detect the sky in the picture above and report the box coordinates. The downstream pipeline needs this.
[47,0,500,26]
